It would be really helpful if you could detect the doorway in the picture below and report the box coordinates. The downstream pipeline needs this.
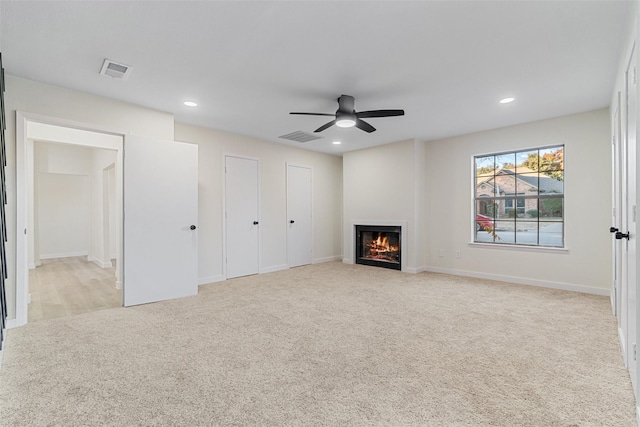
[28,141,120,322]
[15,114,124,326]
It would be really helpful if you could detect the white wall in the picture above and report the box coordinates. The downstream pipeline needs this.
[5,76,175,319]
[174,122,343,284]
[35,142,92,259]
[38,173,89,258]
[33,142,116,264]
[423,109,611,293]
[342,139,423,272]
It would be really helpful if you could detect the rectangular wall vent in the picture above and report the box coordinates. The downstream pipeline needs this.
[100,59,133,80]
[279,130,323,143]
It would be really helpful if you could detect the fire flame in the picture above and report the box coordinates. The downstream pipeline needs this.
[367,234,399,256]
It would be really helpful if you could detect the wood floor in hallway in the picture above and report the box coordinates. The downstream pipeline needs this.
[28,257,121,323]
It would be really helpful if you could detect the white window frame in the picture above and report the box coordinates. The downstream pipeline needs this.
[472,145,565,249]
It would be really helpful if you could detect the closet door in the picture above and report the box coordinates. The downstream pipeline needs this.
[225,156,259,279]
[287,164,312,267]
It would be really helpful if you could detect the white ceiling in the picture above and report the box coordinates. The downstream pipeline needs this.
[0,1,631,155]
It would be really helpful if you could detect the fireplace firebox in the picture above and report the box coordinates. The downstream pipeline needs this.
[355,225,401,270]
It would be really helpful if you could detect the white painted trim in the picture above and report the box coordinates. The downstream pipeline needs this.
[468,242,569,254]
[423,266,609,296]
[88,256,113,269]
[313,255,342,264]
[6,319,17,329]
[16,112,126,327]
[349,219,409,272]
[260,264,288,274]
[198,275,225,286]
[39,251,89,260]
[620,326,629,367]
[16,113,29,327]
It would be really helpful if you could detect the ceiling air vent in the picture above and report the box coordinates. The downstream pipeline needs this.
[279,131,323,143]
[100,59,132,80]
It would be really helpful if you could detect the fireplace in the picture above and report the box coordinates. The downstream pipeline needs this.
[355,225,401,270]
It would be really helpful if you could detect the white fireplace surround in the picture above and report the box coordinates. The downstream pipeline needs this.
[346,219,409,272]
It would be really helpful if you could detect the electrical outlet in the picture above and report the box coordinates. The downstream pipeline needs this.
[455,250,461,259]
[438,249,444,257]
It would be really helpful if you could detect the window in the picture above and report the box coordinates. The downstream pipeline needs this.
[474,146,564,247]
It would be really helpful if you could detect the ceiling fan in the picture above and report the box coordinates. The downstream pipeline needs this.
[290,94,404,133]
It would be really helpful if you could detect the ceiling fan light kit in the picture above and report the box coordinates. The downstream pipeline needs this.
[290,94,404,134]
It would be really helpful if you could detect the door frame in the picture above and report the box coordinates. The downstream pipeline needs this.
[15,112,125,327]
[222,153,261,279]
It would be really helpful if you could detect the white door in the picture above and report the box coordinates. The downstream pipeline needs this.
[612,96,622,317]
[287,164,312,267]
[123,136,198,306]
[225,156,259,279]
[620,45,637,393]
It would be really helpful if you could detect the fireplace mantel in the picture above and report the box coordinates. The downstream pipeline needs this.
[346,220,408,272]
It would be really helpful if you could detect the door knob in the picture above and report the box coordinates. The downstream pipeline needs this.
[290,220,295,224]
[253,221,259,225]
[190,225,196,230]
[610,227,619,233]
[616,231,630,240]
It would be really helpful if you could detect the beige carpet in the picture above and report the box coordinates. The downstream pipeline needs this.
[0,262,635,426]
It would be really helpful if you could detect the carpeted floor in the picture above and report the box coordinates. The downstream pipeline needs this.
[0,262,635,426]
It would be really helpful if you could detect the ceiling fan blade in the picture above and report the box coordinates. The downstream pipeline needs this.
[314,120,337,133]
[355,118,376,133]
[290,112,335,116]
[356,109,405,118]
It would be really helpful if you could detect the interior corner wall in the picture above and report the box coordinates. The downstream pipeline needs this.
[4,75,175,320]
[342,139,421,271]
[35,142,92,260]
[174,122,343,285]
[423,109,611,293]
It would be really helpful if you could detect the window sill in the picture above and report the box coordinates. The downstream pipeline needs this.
[468,242,569,254]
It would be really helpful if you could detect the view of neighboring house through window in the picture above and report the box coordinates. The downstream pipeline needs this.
[474,146,564,247]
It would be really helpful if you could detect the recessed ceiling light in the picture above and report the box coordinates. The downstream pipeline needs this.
[184,101,198,107]
[499,97,515,104]
[332,141,341,145]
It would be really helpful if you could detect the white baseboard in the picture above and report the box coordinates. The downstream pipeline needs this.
[423,266,609,296]
[313,256,342,264]
[88,256,112,269]
[198,275,225,286]
[6,318,17,329]
[619,326,628,367]
[342,258,354,265]
[260,264,288,274]
[116,280,122,290]
[40,251,88,260]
